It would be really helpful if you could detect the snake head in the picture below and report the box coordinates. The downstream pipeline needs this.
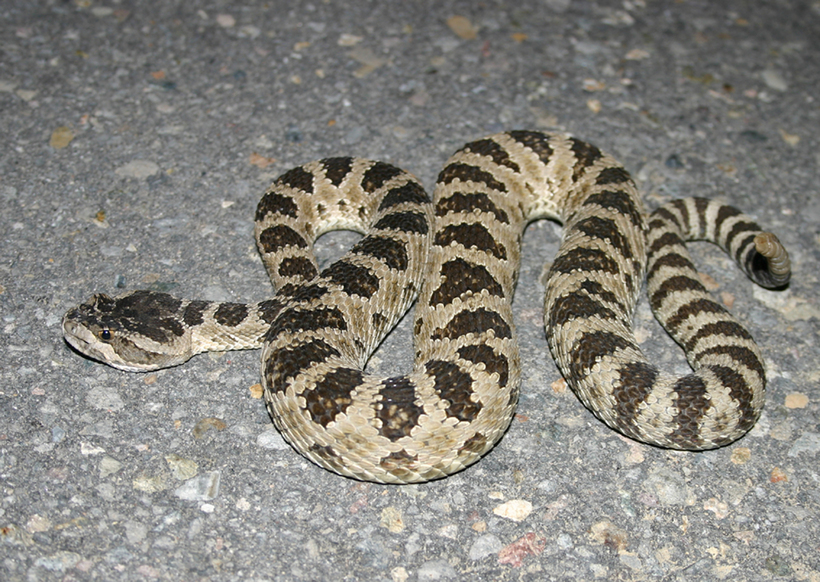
[62,290,194,371]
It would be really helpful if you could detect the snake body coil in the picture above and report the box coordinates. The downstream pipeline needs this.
[63,132,790,483]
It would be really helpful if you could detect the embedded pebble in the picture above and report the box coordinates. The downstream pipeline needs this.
[34,552,81,572]
[174,471,221,501]
[380,506,405,532]
[114,160,160,179]
[788,432,820,457]
[51,426,66,443]
[436,524,458,540]
[784,393,808,408]
[49,126,74,149]
[498,533,547,567]
[446,16,478,40]
[100,245,124,257]
[416,559,457,581]
[468,534,503,560]
[80,442,105,455]
[124,521,148,544]
[643,466,695,506]
[216,14,235,28]
[86,386,125,411]
[588,520,628,551]
[132,474,167,493]
[165,454,199,480]
[26,514,51,533]
[492,499,533,521]
[99,456,122,478]
[338,33,363,46]
[761,68,788,91]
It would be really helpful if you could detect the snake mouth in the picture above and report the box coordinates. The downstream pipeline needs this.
[62,317,107,364]
[62,317,93,351]
[61,326,149,372]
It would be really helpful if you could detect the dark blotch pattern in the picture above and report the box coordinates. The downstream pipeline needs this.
[574,215,632,259]
[278,256,319,281]
[613,362,658,432]
[509,130,554,166]
[549,291,618,330]
[696,344,765,379]
[569,137,603,181]
[585,190,643,229]
[277,165,315,193]
[646,250,692,281]
[551,247,620,277]
[265,338,340,391]
[362,162,404,193]
[289,283,329,303]
[426,360,482,422]
[303,367,363,428]
[666,374,710,447]
[578,279,619,305]
[114,291,185,343]
[323,260,380,299]
[686,198,711,237]
[727,221,761,255]
[270,306,347,338]
[371,312,388,333]
[463,138,520,171]
[256,299,284,324]
[255,191,298,222]
[258,224,308,254]
[378,182,430,210]
[379,449,419,475]
[119,290,182,313]
[376,377,423,441]
[684,321,753,353]
[649,275,706,310]
[431,308,512,341]
[458,432,488,456]
[182,300,209,327]
[595,166,632,186]
[430,259,504,306]
[710,365,757,433]
[458,344,508,387]
[571,331,634,375]
[437,163,507,192]
[351,236,408,271]
[434,223,507,260]
[435,191,509,223]
[214,302,248,327]
[715,203,742,232]
[648,231,684,257]
[664,298,728,336]
[321,157,353,186]
[649,206,680,231]
[374,211,429,235]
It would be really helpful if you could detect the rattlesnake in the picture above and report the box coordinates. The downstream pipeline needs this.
[63,131,790,483]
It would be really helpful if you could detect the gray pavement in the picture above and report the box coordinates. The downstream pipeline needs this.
[2,1,819,580]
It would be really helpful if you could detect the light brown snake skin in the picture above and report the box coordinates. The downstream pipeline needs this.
[63,131,791,483]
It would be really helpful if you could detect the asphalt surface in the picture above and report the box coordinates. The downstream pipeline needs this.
[2,1,819,580]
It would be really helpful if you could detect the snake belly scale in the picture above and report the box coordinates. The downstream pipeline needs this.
[62,131,790,483]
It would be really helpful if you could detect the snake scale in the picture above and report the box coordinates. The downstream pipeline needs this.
[63,131,790,483]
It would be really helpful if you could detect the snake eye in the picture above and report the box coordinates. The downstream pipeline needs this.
[100,328,112,341]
